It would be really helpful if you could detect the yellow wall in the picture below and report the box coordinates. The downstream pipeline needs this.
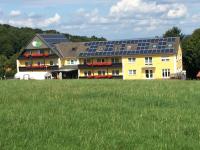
[79,68,122,77]
[122,55,175,80]
[61,58,78,66]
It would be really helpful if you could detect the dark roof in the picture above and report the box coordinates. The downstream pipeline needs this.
[78,37,180,58]
[38,34,69,46]
[54,42,86,58]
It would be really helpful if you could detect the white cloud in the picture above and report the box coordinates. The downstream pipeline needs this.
[41,13,61,27]
[7,13,61,28]
[167,4,187,18]
[9,10,21,17]
[192,14,200,22]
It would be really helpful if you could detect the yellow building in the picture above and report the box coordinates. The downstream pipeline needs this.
[78,37,184,80]
[16,34,185,80]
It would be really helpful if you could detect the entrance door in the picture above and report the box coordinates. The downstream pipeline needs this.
[145,70,153,79]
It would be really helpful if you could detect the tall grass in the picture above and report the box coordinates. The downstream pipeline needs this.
[0,80,200,149]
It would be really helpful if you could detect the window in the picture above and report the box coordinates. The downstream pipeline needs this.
[162,69,170,78]
[36,50,44,54]
[128,58,136,63]
[84,71,92,77]
[67,59,77,65]
[50,61,54,66]
[25,62,30,66]
[111,58,119,63]
[161,57,170,62]
[98,70,106,75]
[145,70,153,79]
[49,50,52,54]
[145,57,152,65]
[112,70,119,76]
[97,58,105,63]
[84,59,91,64]
[128,70,136,75]
[37,61,43,66]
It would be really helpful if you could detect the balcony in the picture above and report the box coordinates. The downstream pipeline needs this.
[23,53,49,58]
[19,65,59,71]
[79,75,123,79]
[18,54,58,60]
[78,62,122,69]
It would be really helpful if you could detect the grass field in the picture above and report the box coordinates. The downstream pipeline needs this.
[0,80,200,150]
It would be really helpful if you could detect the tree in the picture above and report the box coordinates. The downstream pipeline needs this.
[0,55,7,78]
[163,27,184,40]
[182,28,200,79]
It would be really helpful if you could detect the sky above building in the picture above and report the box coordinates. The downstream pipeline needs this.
[0,0,200,40]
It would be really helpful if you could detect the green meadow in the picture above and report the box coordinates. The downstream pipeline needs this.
[0,80,200,150]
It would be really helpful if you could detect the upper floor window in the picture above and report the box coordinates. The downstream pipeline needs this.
[67,59,77,65]
[145,57,152,65]
[84,59,91,64]
[128,70,136,75]
[97,58,105,63]
[50,61,54,66]
[128,58,136,63]
[112,58,119,63]
[161,57,170,62]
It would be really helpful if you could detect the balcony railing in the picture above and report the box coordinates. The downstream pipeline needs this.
[88,75,113,79]
[78,62,122,68]
[19,65,59,71]
[79,75,123,79]
[23,53,49,58]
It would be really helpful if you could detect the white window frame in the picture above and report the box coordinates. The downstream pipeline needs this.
[145,57,152,65]
[161,56,170,62]
[98,70,106,75]
[128,58,136,63]
[84,71,92,77]
[128,70,136,75]
[145,69,153,79]
[67,59,77,65]
[162,69,170,78]
[112,58,119,63]
[112,70,120,76]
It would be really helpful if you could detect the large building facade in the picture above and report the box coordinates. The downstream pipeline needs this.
[15,34,185,80]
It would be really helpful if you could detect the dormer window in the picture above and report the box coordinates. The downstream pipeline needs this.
[72,47,77,51]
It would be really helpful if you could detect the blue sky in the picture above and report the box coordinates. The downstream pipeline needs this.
[0,0,200,40]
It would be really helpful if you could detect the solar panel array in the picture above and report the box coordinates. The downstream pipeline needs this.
[79,37,177,57]
[40,34,69,46]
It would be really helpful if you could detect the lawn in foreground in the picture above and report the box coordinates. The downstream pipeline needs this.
[0,80,200,150]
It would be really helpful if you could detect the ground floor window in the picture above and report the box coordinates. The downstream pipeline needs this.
[98,70,106,75]
[25,61,31,66]
[50,61,54,66]
[112,70,119,76]
[145,70,153,79]
[162,69,170,78]
[84,71,92,77]
[128,70,136,75]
